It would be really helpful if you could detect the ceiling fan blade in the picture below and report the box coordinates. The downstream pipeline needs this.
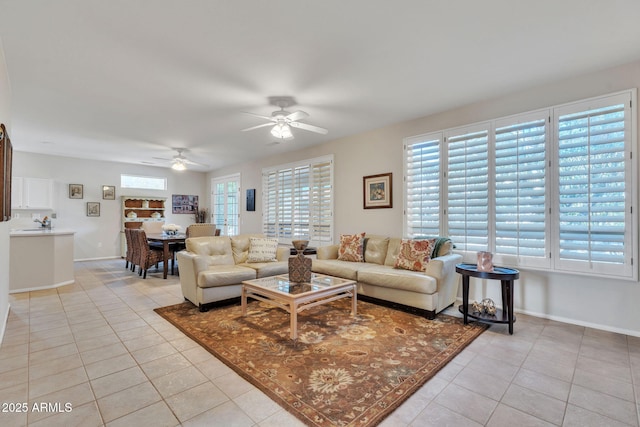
[242,111,276,121]
[289,121,328,134]
[285,110,309,122]
[152,156,173,161]
[241,123,275,132]
[183,158,208,167]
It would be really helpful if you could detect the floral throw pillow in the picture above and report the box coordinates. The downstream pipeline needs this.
[337,233,366,262]
[394,239,436,272]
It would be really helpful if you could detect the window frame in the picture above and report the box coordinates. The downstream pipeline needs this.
[403,89,637,281]
[262,155,334,248]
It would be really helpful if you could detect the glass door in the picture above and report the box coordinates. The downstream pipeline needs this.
[211,174,240,236]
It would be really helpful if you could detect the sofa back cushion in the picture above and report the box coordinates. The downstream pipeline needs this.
[384,238,403,266]
[363,235,389,265]
[230,234,266,264]
[185,236,235,265]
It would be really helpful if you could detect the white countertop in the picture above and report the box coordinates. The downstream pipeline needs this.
[10,228,76,236]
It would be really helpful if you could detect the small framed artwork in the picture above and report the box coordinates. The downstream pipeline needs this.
[363,173,393,209]
[87,202,100,217]
[172,194,198,214]
[102,185,115,200]
[246,189,255,211]
[69,183,83,199]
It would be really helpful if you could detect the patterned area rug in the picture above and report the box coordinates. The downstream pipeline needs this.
[154,299,487,426]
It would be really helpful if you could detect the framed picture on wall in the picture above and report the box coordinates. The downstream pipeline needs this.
[69,184,83,199]
[102,185,115,200]
[363,173,393,209]
[87,202,100,217]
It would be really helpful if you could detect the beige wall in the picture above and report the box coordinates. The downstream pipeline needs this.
[0,38,12,342]
[210,59,640,336]
[12,152,208,260]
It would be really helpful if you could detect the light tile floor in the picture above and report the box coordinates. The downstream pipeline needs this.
[0,259,639,426]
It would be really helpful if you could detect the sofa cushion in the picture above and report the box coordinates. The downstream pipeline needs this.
[363,235,389,265]
[197,265,257,288]
[357,265,438,294]
[394,239,436,272]
[230,234,265,264]
[186,237,235,265]
[312,259,372,280]
[240,261,289,278]
[384,238,402,267]
[337,232,366,262]
[247,237,279,262]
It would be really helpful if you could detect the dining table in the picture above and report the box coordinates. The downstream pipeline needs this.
[146,233,186,279]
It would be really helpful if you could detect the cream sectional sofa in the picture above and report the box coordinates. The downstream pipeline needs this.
[312,235,462,319]
[177,234,289,311]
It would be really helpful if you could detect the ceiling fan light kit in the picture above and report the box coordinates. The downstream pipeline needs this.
[242,96,328,141]
[153,148,207,171]
[270,123,293,140]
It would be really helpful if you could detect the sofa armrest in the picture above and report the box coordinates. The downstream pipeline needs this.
[424,253,462,281]
[276,246,290,262]
[316,244,339,260]
[177,251,200,303]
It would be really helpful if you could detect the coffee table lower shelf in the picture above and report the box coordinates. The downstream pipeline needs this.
[242,274,357,340]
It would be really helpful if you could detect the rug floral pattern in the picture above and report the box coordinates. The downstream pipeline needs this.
[155,299,487,426]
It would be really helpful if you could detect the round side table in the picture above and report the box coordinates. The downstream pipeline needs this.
[456,263,519,335]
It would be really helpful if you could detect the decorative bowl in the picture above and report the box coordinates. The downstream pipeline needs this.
[292,240,309,253]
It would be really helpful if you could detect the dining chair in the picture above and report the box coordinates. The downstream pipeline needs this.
[186,223,219,238]
[124,228,136,271]
[131,229,164,279]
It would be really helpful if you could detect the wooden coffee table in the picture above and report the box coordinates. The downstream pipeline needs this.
[241,273,357,340]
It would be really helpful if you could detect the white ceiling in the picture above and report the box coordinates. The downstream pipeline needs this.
[1,0,640,172]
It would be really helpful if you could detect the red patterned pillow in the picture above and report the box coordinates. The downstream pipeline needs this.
[337,233,366,262]
[394,239,436,272]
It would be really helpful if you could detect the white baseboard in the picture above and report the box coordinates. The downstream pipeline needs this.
[9,280,75,294]
[0,303,9,346]
[455,297,640,338]
[74,256,121,262]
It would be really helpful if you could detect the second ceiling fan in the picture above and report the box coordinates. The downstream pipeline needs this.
[241,97,328,141]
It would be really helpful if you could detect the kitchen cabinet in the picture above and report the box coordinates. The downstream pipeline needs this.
[11,177,54,209]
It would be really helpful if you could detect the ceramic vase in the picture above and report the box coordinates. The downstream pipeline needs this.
[289,240,312,283]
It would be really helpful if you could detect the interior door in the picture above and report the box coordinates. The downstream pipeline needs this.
[211,174,240,236]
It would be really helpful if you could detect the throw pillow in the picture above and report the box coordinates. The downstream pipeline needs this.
[247,237,279,262]
[337,232,366,262]
[394,238,436,272]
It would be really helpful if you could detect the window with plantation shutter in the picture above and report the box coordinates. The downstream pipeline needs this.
[403,89,636,280]
[446,125,490,253]
[262,155,333,247]
[494,112,550,267]
[405,134,442,238]
[554,93,633,277]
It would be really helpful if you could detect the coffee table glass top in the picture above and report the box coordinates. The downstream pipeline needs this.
[245,274,355,296]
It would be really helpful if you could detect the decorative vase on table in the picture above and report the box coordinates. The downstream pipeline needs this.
[289,240,312,283]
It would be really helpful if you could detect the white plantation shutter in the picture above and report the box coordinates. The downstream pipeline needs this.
[405,133,442,238]
[446,125,489,252]
[262,156,333,247]
[554,93,633,276]
[403,90,635,279]
[494,112,550,267]
[310,160,333,245]
[263,172,277,237]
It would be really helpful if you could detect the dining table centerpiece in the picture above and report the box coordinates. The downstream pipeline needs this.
[162,223,182,236]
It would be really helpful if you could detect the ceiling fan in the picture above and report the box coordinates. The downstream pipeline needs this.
[152,148,207,171]
[241,97,328,141]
